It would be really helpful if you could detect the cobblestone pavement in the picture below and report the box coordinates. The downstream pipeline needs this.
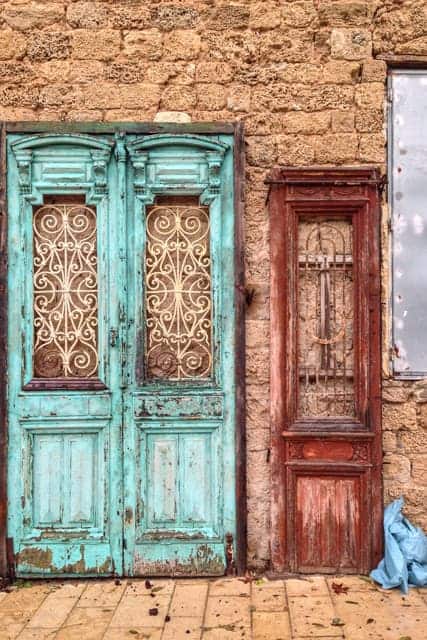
[0,576,425,640]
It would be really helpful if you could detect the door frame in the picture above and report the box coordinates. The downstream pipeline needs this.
[267,166,383,574]
[0,121,246,578]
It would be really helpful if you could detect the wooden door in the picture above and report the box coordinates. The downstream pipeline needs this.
[268,168,382,574]
[6,130,242,577]
[122,134,238,576]
[7,133,123,575]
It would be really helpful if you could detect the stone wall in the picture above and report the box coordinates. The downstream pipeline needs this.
[0,0,426,570]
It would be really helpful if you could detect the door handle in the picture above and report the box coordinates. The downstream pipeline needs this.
[110,328,118,347]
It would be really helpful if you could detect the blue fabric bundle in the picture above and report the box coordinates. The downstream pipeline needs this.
[370,497,427,593]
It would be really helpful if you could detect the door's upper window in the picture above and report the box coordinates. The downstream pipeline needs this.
[33,195,99,379]
[390,70,427,377]
[145,196,213,381]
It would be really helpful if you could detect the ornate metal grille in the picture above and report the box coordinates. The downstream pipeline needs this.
[298,219,354,417]
[33,203,99,378]
[145,204,212,380]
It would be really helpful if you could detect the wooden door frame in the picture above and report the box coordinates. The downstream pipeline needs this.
[267,166,383,574]
[0,121,246,578]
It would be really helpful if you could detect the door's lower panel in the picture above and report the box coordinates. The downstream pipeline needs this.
[133,541,225,576]
[284,434,373,574]
[14,542,115,577]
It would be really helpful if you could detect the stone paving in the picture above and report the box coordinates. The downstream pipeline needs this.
[0,576,425,640]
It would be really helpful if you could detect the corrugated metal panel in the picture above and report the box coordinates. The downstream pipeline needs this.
[390,70,427,376]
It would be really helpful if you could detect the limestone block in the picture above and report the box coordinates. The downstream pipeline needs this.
[154,111,191,123]
[373,4,427,55]
[398,427,426,455]
[358,133,386,163]
[111,5,151,30]
[383,402,417,432]
[246,348,270,385]
[246,321,270,350]
[276,134,315,165]
[322,61,360,84]
[250,2,281,31]
[72,29,121,62]
[246,136,277,167]
[105,63,145,84]
[27,32,70,62]
[277,63,322,84]
[151,4,199,32]
[0,85,39,107]
[355,83,385,109]
[68,61,104,84]
[0,29,26,59]
[123,30,163,61]
[281,111,330,134]
[331,28,372,60]
[197,83,227,111]
[227,84,251,112]
[0,61,32,84]
[260,29,313,63]
[382,383,411,404]
[412,455,427,484]
[66,2,108,29]
[362,59,387,82]
[355,108,384,132]
[119,84,161,111]
[161,85,196,111]
[382,430,397,454]
[3,1,63,31]
[331,111,355,133]
[319,2,370,27]
[163,30,201,60]
[315,133,359,164]
[82,83,122,110]
[282,2,317,28]
[207,5,250,31]
[195,62,234,84]
[383,453,411,484]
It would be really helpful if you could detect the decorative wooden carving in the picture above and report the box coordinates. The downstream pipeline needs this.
[268,167,382,575]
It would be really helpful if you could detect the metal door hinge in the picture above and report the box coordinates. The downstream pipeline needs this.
[225,532,237,576]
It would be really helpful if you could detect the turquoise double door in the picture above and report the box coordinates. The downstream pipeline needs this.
[7,131,237,576]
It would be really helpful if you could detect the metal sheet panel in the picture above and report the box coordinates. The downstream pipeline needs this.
[391,70,427,376]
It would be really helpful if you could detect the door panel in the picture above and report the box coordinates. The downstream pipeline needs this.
[7,134,123,576]
[123,134,236,576]
[7,131,237,577]
[268,167,382,574]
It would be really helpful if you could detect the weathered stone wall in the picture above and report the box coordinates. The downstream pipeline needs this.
[0,0,426,570]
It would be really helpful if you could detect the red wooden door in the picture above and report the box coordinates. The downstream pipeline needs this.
[268,168,382,574]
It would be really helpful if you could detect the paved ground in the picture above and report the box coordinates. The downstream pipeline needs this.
[0,575,425,640]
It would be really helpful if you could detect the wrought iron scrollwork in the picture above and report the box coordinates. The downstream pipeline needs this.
[33,203,99,378]
[145,204,213,380]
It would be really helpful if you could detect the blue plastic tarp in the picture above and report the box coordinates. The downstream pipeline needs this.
[370,497,427,593]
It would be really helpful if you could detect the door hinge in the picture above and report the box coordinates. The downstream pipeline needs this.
[225,532,237,576]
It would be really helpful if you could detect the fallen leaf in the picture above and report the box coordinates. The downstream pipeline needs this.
[331,582,349,594]
[312,623,326,627]
[367,618,375,624]
[165,615,171,622]
[149,607,158,616]
[331,618,345,626]
[345,600,359,605]
[128,631,138,636]
[145,579,152,589]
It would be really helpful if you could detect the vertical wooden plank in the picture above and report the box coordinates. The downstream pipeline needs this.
[0,122,7,577]
[233,122,247,575]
